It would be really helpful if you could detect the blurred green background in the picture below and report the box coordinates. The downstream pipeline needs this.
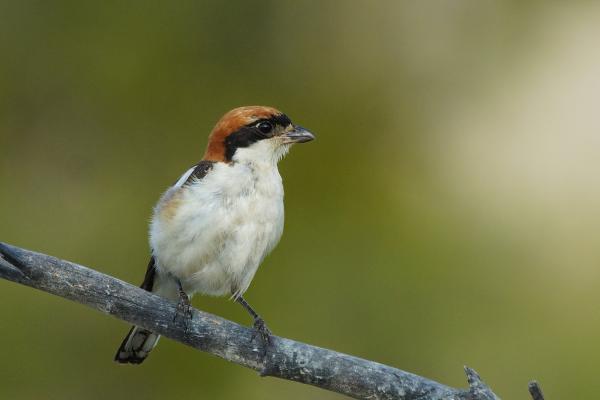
[2,1,600,399]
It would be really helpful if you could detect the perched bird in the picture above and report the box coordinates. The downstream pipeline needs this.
[115,106,315,364]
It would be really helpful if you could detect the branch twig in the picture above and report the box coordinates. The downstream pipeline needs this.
[0,242,513,399]
[528,381,545,400]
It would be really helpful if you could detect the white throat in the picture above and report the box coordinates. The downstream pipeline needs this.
[232,139,291,166]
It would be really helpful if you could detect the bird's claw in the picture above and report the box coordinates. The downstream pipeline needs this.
[251,317,274,375]
[251,317,272,352]
[173,296,193,332]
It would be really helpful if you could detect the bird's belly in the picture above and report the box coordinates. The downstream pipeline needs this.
[150,178,284,297]
[187,217,282,297]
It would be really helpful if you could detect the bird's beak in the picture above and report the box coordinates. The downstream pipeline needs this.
[282,126,315,144]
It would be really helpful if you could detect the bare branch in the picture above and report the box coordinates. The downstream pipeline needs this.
[0,241,512,399]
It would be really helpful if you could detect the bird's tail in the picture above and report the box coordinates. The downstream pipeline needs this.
[114,325,161,364]
[115,257,160,364]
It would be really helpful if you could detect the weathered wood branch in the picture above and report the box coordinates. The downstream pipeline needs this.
[528,381,545,400]
[0,242,541,399]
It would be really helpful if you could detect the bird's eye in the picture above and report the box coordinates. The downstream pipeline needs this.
[256,121,273,134]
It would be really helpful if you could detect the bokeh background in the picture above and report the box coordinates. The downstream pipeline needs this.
[2,1,600,399]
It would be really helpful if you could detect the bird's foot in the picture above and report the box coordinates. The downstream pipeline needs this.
[252,317,272,347]
[173,288,193,332]
[251,317,274,375]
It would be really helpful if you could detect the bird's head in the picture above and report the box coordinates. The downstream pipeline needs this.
[203,106,315,164]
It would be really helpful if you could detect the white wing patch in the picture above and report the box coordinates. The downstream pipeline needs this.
[173,167,196,188]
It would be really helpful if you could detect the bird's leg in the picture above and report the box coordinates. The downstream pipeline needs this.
[236,295,273,370]
[173,278,192,331]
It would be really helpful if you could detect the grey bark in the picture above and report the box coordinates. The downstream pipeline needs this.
[0,242,541,400]
[528,382,545,400]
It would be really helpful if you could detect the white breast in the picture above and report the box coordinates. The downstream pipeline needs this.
[149,161,284,298]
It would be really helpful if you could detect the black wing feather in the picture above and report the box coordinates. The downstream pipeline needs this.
[140,256,156,291]
[182,160,215,186]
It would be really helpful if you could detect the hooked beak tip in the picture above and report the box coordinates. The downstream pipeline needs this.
[284,126,315,143]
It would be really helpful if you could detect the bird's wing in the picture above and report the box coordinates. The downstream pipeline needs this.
[174,160,216,188]
[140,161,217,292]
[140,256,156,291]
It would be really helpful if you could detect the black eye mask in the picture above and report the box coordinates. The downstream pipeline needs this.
[224,114,292,161]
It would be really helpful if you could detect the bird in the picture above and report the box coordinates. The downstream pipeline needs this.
[114,105,315,364]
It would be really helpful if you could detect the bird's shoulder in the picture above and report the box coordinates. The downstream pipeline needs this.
[173,160,217,188]
[155,161,218,222]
